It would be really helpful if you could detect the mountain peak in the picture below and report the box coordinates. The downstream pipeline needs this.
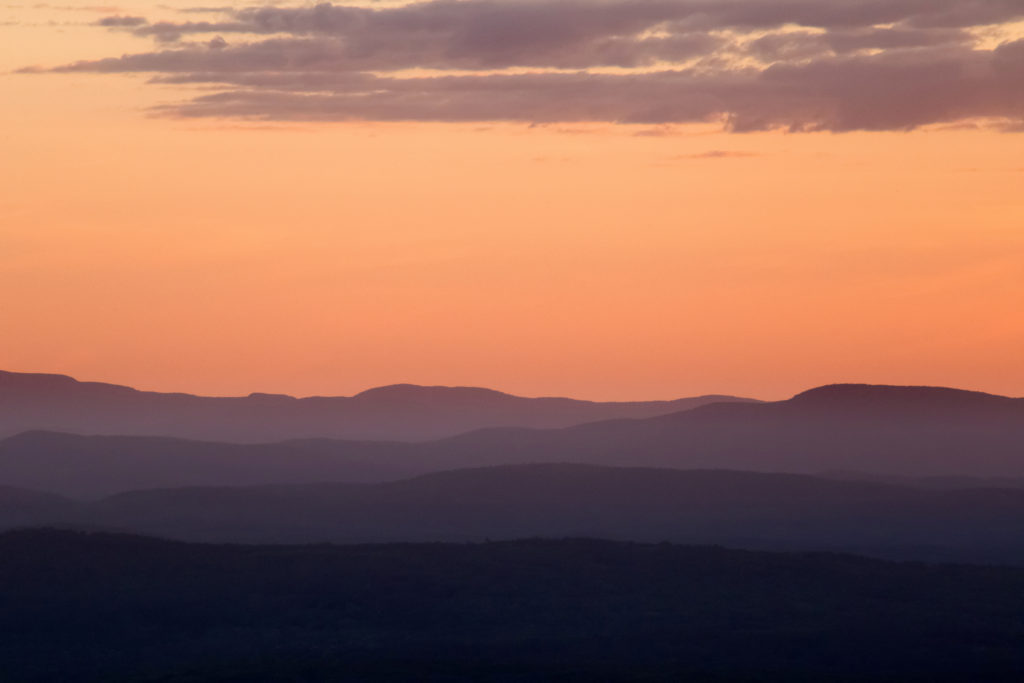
[0,370,79,388]
[246,392,296,401]
[353,384,514,401]
[789,384,1013,407]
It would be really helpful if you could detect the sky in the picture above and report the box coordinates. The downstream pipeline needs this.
[1,0,1023,401]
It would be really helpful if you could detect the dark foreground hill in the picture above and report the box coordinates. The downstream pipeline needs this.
[0,370,751,442]
[6,464,1024,564]
[3,384,1024,498]
[3,529,1024,683]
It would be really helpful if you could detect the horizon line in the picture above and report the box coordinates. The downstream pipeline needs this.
[2,367,1021,403]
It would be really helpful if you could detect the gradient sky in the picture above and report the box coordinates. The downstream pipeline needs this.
[2,1,1023,400]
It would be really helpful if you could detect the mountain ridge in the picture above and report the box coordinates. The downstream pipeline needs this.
[0,369,755,404]
[5,463,1024,564]
[0,369,758,442]
[3,381,1024,497]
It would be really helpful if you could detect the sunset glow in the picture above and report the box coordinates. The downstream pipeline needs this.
[3,1,1023,400]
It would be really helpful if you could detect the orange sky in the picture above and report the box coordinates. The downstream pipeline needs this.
[1,2,1023,400]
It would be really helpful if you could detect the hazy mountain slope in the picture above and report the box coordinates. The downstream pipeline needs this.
[820,471,1024,490]
[0,486,81,527]
[0,431,421,497]
[3,383,1024,498]
[0,370,754,442]
[5,529,1024,682]
[417,383,1024,475]
[7,464,1024,564]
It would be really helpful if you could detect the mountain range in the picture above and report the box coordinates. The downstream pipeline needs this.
[3,372,1024,564]
[2,381,1023,497]
[4,464,1024,564]
[0,370,754,442]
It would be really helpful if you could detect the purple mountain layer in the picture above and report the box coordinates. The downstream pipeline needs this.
[1,383,1023,497]
[0,370,756,442]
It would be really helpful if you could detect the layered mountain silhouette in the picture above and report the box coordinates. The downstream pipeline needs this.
[0,486,78,528]
[0,370,754,442]
[0,431,421,496]
[2,383,1023,497]
[482,383,1024,475]
[5,464,1024,564]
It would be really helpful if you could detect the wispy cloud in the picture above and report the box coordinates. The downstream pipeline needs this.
[20,0,1024,132]
[672,151,762,160]
[95,15,145,27]
[32,4,123,11]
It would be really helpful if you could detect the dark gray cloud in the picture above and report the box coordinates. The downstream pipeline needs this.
[140,44,1023,133]
[128,1,1024,39]
[96,15,147,27]
[23,1,1024,131]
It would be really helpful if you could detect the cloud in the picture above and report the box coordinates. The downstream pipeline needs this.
[32,4,123,12]
[95,15,146,27]
[673,151,762,159]
[22,0,1024,131]
[170,6,234,13]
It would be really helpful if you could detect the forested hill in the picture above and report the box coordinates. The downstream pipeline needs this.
[3,529,1024,682]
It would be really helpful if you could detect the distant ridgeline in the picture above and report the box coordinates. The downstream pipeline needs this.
[0,377,1022,495]
[3,464,1024,564]
[0,370,756,441]
[2,372,1024,563]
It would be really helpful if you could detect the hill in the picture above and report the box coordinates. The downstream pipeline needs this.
[0,486,80,526]
[6,464,1024,564]
[427,383,1024,475]
[4,529,1024,682]
[0,431,418,497]
[0,370,753,442]
[3,383,1024,498]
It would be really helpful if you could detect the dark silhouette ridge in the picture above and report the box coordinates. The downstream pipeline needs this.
[6,464,1024,564]
[0,370,756,442]
[5,529,1024,682]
